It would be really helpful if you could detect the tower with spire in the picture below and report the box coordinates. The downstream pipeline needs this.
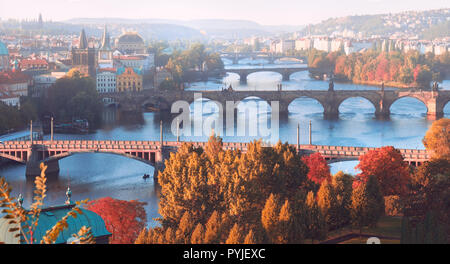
[71,28,97,77]
[98,25,113,68]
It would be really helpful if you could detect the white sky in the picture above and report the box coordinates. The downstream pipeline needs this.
[0,0,448,25]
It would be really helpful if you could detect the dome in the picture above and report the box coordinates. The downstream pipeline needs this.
[0,205,111,244]
[118,32,144,44]
[0,41,8,56]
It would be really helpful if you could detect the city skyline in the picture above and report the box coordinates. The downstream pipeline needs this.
[0,0,448,25]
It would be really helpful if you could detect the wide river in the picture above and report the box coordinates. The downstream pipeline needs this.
[1,58,449,227]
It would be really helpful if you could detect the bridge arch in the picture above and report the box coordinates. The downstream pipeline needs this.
[337,96,378,118]
[444,101,450,117]
[246,71,283,83]
[287,97,325,116]
[44,151,157,167]
[389,96,428,118]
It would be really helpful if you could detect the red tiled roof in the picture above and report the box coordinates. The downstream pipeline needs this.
[0,71,32,84]
[20,59,49,67]
[114,55,143,60]
[98,68,117,73]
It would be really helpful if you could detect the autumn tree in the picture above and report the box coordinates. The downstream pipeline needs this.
[317,180,339,230]
[277,199,294,243]
[332,171,354,227]
[175,211,195,244]
[355,146,410,196]
[204,211,221,244]
[261,194,280,243]
[304,191,327,243]
[225,223,242,244]
[422,118,450,160]
[190,223,205,244]
[351,175,385,234]
[86,197,146,244]
[243,229,258,244]
[403,158,450,232]
[301,152,331,186]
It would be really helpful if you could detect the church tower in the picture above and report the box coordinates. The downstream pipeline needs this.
[71,29,97,77]
[98,25,113,68]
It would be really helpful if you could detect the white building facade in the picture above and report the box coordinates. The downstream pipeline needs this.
[96,70,116,93]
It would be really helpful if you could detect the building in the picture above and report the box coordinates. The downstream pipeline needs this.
[114,54,154,71]
[295,38,312,51]
[0,87,20,107]
[116,32,145,54]
[0,70,32,97]
[19,58,49,72]
[0,190,111,244]
[71,29,97,77]
[313,37,331,52]
[32,72,65,97]
[98,25,113,68]
[96,68,117,93]
[0,41,9,71]
[270,40,295,54]
[116,67,143,92]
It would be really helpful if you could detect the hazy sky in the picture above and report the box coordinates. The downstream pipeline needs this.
[0,0,448,25]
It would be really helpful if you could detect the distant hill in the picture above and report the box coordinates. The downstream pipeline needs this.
[65,18,304,39]
[304,8,450,38]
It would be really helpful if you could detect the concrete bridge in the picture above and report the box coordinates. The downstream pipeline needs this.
[225,67,309,83]
[101,89,450,120]
[0,140,431,179]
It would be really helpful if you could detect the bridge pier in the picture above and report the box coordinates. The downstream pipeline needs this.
[239,73,248,84]
[281,72,290,82]
[25,145,60,179]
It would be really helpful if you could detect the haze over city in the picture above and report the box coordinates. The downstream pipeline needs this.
[1,0,449,25]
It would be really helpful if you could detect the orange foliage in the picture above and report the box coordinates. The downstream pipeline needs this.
[301,153,331,185]
[87,197,147,244]
[355,146,410,196]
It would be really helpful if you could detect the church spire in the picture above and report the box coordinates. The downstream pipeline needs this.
[79,29,88,49]
[100,25,110,50]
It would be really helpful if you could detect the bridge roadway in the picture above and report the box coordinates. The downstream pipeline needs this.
[220,52,304,65]
[102,89,450,120]
[0,140,431,178]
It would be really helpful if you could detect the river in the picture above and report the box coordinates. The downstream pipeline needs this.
[1,58,449,227]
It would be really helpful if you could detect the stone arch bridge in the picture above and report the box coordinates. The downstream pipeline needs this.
[225,67,309,83]
[102,89,450,120]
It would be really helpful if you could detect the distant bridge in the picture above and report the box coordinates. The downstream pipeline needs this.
[225,66,310,83]
[220,52,304,65]
[101,89,450,120]
[0,140,431,178]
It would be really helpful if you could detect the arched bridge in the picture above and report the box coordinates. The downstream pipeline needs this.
[102,89,450,120]
[0,140,431,178]
[220,52,304,65]
[226,67,309,83]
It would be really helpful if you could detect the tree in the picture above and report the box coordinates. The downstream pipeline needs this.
[204,211,221,244]
[225,223,242,244]
[277,199,294,243]
[175,211,195,244]
[317,180,339,230]
[351,175,385,234]
[422,118,450,160]
[355,146,410,196]
[190,223,205,244]
[86,197,147,244]
[332,171,354,227]
[261,194,280,243]
[403,158,450,229]
[304,191,327,243]
[301,153,331,186]
[243,229,258,244]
